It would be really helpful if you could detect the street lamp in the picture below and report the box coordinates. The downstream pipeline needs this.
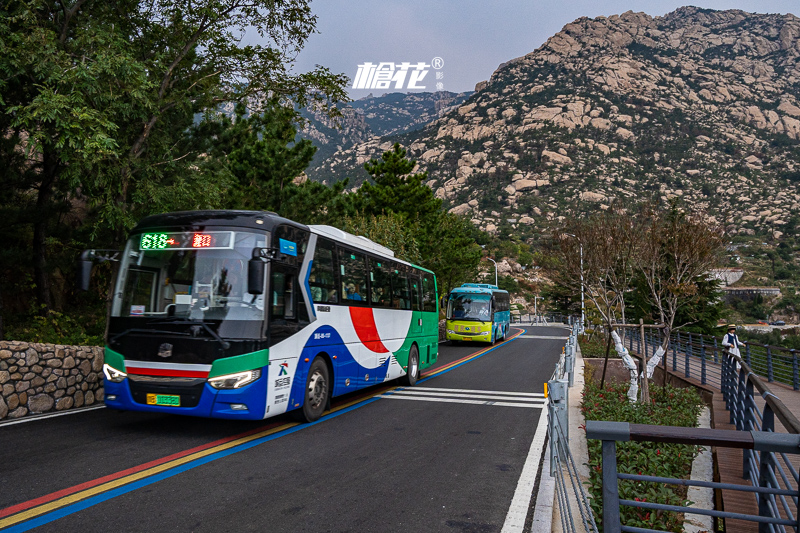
[533,295,543,323]
[564,233,585,332]
[486,257,498,286]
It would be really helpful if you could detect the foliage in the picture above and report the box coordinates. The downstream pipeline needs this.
[0,0,348,337]
[352,144,483,297]
[497,275,520,293]
[582,379,704,532]
[357,142,442,222]
[579,333,612,358]
[5,308,104,346]
[199,100,354,224]
[339,212,421,264]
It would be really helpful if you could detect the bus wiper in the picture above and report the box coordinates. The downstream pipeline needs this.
[110,328,191,345]
[147,318,231,349]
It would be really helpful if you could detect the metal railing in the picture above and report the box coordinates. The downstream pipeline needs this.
[548,323,599,532]
[587,420,800,533]
[592,327,800,531]
[621,327,800,391]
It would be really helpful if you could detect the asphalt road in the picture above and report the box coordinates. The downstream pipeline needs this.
[0,325,568,533]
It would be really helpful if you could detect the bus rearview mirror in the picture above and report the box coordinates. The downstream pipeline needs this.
[248,257,265,295]
[77,251,93,291]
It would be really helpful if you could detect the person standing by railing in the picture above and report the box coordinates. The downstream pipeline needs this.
[721,324,743,357]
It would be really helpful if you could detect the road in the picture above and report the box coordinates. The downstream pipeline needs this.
[0,325,567,533]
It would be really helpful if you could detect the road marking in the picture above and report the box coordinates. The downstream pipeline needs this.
[383,389,545,403]
[380,395,545,408]
[0,405,106,427]
[518,335,569,339]
[413,387,545,397]
[501,400,550,533]
[0,328,527,532]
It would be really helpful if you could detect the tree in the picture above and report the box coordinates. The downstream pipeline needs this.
[196,100,354,223]
[358,143,442,222]
[633,200,725,396]
[0,0,348,316]
[419,212,482,297]
[339,212,421,264]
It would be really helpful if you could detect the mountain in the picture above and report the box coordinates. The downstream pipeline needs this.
[299,91,471,176]
[307,7,800,239]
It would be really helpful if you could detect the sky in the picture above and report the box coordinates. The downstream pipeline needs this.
[285,1,798,100]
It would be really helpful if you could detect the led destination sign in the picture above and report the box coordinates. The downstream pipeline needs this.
[139,232,234,250]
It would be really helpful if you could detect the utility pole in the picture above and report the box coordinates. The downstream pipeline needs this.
[565,233,585,333]
[486,257,498,286]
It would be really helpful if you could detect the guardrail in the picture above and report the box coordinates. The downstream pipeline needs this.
[586,420,800,532]
[623,327,800,391]
[547,323,599,533]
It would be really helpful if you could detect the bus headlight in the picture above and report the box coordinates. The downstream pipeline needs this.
[103,364,127,383]
[208,369,262,389]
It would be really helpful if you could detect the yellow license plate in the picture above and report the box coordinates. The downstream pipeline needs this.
[146,393,181,406]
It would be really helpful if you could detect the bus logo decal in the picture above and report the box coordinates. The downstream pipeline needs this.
[157,343,173,358]
[279,363,289,376]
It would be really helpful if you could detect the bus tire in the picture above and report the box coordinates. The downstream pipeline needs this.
[295,357,329,423]
[401,345,420,386]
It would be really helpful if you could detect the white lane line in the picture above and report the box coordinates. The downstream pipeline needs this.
[379,395,545,408]
[518,335,569,340]
[0,405,106,427]
[387,390,547,403]
[413,387,545,397]
[501,401,550,533]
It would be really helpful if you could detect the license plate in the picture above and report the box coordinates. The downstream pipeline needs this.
[146,393,180,406]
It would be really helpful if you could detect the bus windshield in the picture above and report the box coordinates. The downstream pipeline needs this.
[111,230,267,322]
[447,293,491,321]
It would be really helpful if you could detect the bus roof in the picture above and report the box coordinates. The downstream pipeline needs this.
[449,283,507,295]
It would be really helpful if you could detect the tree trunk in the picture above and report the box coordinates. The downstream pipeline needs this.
[32,152,58,312]
[640,318,650,403]
[599,325,613,389]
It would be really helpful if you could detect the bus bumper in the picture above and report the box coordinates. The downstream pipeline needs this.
[104,373,268,420]
[446,331,492,342]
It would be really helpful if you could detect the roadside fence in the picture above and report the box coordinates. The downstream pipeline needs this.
[547,322,599,533]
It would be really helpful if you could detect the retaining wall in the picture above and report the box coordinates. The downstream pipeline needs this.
[0,341,104,421]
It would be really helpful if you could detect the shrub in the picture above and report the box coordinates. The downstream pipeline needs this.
[583,380,704,532]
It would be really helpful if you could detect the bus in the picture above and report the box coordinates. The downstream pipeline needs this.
[444,283,510,344]
[79,210,439,422]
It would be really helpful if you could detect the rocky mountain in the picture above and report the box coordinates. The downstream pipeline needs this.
[308,7,800,239]
[300,91,471,173]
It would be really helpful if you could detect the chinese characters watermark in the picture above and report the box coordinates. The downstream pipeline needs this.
[352,58,444,91]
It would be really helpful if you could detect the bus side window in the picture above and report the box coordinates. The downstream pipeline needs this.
[369,259,392,308]
[310,239,337,304]
[422,273,437,312]
[391,267,411,310]
[339,248,368,304]
[410,274,422,311]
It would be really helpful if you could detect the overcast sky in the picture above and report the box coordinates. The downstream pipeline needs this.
[286,1,798,99]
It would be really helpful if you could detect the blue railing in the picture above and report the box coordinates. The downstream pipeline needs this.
[591,327,800,532]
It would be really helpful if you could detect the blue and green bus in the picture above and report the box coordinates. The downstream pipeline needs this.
[444,283,511,344]
[79,210,440,422]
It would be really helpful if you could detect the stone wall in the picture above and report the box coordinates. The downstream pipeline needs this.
[0,341,104,420]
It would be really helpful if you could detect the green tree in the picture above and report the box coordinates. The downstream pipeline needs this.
[195,100,354,223]
[358,143,442,222]
[0,0,348,318]
[419,212,483,297]
[339,212,421,264]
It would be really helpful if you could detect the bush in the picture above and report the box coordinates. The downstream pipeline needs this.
[5,308,104,346]
[582,380,704,532]
[579,333,614,358]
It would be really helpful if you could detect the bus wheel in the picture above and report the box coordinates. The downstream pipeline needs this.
[296,357,329,423]
[401,345,420,386]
